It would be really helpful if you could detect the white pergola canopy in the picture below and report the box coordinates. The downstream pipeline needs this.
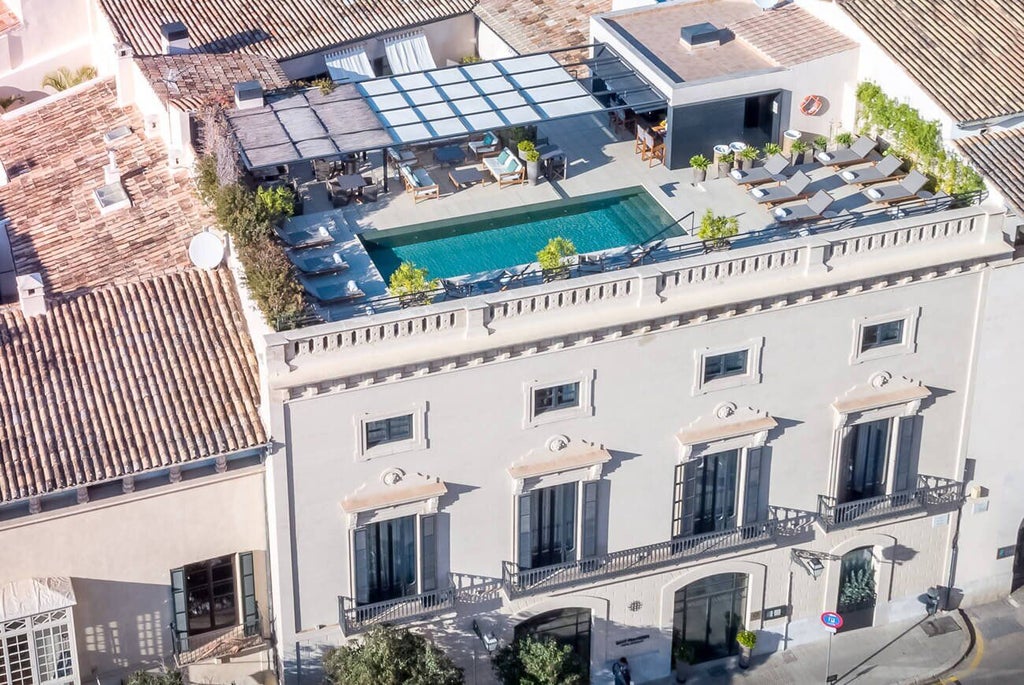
[0,577,76,621]
[325,46,375,83]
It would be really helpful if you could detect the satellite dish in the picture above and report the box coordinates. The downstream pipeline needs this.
[188,231,225,269]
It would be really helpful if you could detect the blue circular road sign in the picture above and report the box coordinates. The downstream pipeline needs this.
[820,611,844,629]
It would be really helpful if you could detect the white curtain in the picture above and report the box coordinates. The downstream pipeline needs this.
[325,46,375,83]
[384,32,437,74]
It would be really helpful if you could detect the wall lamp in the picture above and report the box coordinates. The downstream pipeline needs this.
[791,548,838,580]
[472,619,498,653]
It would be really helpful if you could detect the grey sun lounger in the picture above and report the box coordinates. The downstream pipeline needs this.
[288,245,349,275]
[749,170,812,207]
[298,273,365,304]
[276,215,336,248]
[862,170,928,205]
[815,136,876,168]
[840,155,906,186]
[772,190,834,223]
[730,153,790,186]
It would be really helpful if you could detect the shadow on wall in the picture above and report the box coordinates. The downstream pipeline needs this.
[72,577,173,683]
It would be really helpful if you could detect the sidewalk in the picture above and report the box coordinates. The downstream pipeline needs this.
[650,612,970,685]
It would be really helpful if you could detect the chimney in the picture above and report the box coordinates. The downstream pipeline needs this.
[159,22,190,55]
[680,23,725,50]
[104,150,121,185]
[114,41,135,107]
[234,80,264,110]
[16,273,46,318]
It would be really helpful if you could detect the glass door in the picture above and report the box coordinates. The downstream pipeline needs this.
[672,574,748,664]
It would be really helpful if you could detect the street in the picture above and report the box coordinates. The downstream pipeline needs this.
[935,597,1024,685]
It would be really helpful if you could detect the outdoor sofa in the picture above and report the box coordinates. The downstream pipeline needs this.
[399,164,440,203]
[483,148,525,188]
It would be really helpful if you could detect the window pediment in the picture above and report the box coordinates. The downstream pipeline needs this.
[508,436,611,483]
[676,403,776,460]
[341,468,447,515]
[833,372,930,426]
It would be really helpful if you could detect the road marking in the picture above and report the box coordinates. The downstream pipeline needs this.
[947,620,985,683]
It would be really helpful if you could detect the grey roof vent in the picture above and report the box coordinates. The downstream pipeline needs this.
[103,125,133,147]
[16,273,46,318]
[680,23,723,49]
[159,21,190,55]
[234,80,264,110]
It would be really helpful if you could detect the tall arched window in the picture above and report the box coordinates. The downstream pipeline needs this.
[515,608,592,677]
[672,573,748,664]
[837,546,877,631]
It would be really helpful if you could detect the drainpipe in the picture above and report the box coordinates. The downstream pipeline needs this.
[943,461,969,610]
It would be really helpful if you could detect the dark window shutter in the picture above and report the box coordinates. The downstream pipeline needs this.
[893,416,917,492]
[353,527,369,605]
[582,481,599,558]
[675,460,698,538]
[170,567,189,653]
[239,552,258,635]
[672,462,685,538]
[518,493,532,569]
[420,514,438,592]
[743,447,772,524]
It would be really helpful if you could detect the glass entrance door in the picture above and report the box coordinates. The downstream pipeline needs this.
[515,608,592,678]
[837,547,877,631]
[843,419,890,503]
[672,574,748,664]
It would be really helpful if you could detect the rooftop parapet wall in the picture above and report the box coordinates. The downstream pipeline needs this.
[264,207,1010,389]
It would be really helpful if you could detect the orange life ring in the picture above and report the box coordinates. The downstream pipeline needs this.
[800,94,824,116]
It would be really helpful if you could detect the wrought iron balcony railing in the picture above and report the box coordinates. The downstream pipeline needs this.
[502,505,816,598]
[338,584,456,635]
[817,474,963,531]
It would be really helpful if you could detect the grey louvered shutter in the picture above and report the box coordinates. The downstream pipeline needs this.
[582,481,599,558]
[893,417,917,492]
[170,567,189,653]
[743,447,772,524]
[240,552,258,635]
[676,460,699,538]
[353,527,369,605]
[420,514,438,592]
[518,493,532,569]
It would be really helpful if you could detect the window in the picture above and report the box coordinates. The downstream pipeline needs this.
[353,514,439,605]
[673,447,771,538]
[516,481,601,570]
[838,416,919,505]
[860,320,904,352]
[703,351,748,384]
[170,553,258,653]
[515,608,592,679]
[0,610,77,685]
[533,383,580,416]
[365,414,413,449]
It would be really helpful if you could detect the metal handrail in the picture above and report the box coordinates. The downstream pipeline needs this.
[817,474,963,530]
[338,584,456,635]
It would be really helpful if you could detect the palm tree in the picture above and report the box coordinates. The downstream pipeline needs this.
[41,65,97,92]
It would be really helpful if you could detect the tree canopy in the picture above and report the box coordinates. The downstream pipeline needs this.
[322,624,464,685]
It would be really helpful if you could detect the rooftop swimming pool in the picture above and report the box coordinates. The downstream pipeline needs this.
[361,187,680,281]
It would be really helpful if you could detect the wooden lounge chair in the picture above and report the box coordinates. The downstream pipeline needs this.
[862,170,928,205]
[398,164,439,203]
[288,246,349,275]
[639,128,664,167]
[482,148,525,188]
[815,137,876,169]
[840,155,906,186]
[749,170,812,207]
[773,190,835,223]
[730,153,790,186]
[468,131,499,159]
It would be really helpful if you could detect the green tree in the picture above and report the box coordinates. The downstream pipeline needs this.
[536,237,576,271]
[697,209,739,247]
[41,65,97,91]
[388,262,438,301]
[322,624,464,685]
[124,670,183,685]
[492,635,585,685]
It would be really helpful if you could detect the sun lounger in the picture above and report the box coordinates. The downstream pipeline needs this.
[749,170,812,207]
[840,155,906,186]
[815,137,876,169]
[468,131,500,159]
[482,148,525,188]
[276,215,336,248]
[288,246,349,275]
[298,274,365,304]
[773,190,835,223]
[398,164,439,203]
[862,170,928,205]
[730,153,790,186]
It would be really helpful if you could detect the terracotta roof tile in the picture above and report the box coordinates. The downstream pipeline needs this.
[839,0,1024,124]
[474,0,612,57]
[135,53,290,111]
[0,2,19,34]
[0,267,265,503]
[956,130,1024,216]
[0,78,206,296]
[100,0,477,62]
[731,5,857,67]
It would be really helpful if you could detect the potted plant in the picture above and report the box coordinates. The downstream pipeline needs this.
[736,630,757,669]
[717,152,734,178]
[813,135,828,152]
[537,237,577,280]
[674,640,697,683]
[835,131,854,149]
[698,209,739,251]
[523,147,541,185]
[762,142,782,158]
[739,145,759,170]
[689,154,710,183]
[790,140,810,166]
[518,139,536,161]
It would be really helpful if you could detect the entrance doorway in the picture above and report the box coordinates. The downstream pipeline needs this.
[837,547,877,632]
[1012,520,1024,594]
[515,607,592,678]
[672,573,748,664]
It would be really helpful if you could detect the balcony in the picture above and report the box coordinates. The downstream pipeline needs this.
[173,620,265,667]
[817,474,963,531]
[502,506,817,598]
[338,584,456,635]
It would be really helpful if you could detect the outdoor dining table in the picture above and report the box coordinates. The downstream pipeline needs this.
[433,146,466,166]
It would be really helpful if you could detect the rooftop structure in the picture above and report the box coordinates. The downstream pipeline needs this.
[99,0,477,62]
[474,0,612,55]
[838,0,1024,125]
[135,53,290,111]
[957,129,1024,216]
[0,1,18,34]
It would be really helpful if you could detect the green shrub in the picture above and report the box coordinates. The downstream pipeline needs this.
[698,209,739,246]
[835,132,854,147]
[740,146,759,160]
[536,237,576,271]
[736,630,757,649]
[719,151,735,165]
[125,670,183,685]
[762,142,782,156]
[214,183,273,247]
[323,624,464,685]
[460,55,483,64]
[238,237,305,328]
[492,635,585,685]
[41,65,97,91]
[813,135,828,151]
[523,148,541,163]
[517,140,536,153]
[689,154,710,170]
[256,185,296,224]
[194,155,221,206]
[790,140,809,154]
[388,262,438,300]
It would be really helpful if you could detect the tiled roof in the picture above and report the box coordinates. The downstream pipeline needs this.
[956,130,1024,216]
[474,0,612,56]
[0,78,206,296]
[839,0,1024,124]
[0,2,19,34]
[99,0,477,62]
[135,53,290,111]
[732,5,857,67]
[0,267,265,504]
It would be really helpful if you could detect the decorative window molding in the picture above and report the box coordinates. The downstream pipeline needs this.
[340,468,447,528]
[832,372,930,428]
[354,402,428,460]
[508,436,610,494]
[693,338,764,395]
[851,308,919,364]
[676,403,777,461]
[524,371,595,428]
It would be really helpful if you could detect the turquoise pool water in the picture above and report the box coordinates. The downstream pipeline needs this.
[362,187,679,281]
